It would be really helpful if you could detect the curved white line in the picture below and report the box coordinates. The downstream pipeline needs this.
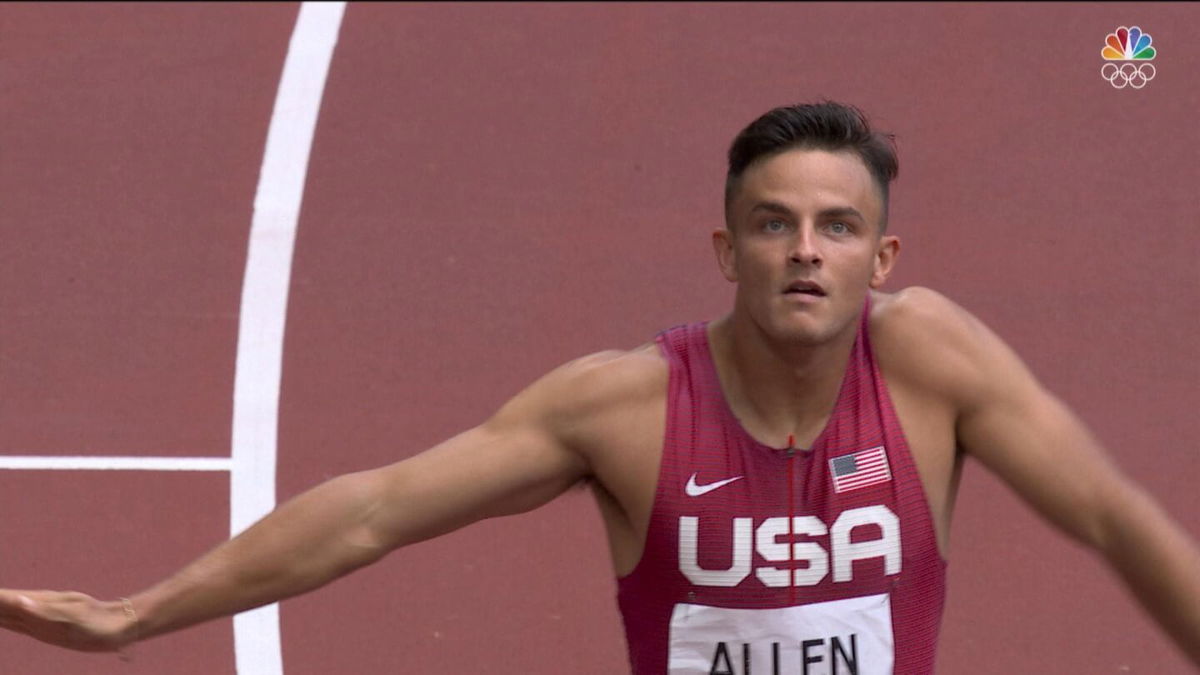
[230,3,346,674]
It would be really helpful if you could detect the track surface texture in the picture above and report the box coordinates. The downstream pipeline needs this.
[2,3,1197,673]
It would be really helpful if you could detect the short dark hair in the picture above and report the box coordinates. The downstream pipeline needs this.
[724,101,898,231]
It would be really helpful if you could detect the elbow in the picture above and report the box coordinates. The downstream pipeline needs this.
[1087,480,1157,560]
[315,471,397,574]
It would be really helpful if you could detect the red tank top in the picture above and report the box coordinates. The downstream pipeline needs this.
[617,302,946,674]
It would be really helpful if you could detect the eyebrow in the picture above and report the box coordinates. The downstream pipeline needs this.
[748,201,866,222]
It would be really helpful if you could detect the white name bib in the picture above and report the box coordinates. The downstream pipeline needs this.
[667,593,894,674]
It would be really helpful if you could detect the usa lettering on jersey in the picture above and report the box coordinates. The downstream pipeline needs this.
[679,505,902,587]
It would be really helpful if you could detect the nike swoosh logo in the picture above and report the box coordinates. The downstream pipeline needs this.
[685,473,744,497]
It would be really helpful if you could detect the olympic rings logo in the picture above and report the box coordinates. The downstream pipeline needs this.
[1100,61,1156,89]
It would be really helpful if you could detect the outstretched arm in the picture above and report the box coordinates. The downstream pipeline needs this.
[0,355,600,653]
[933,294,1200,665]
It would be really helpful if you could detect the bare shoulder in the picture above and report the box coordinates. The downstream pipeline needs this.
[869,286,1012,407]
[493,342,668,446]
[870,286,983,344]
[541,343,667,410]
[562,343,668,391]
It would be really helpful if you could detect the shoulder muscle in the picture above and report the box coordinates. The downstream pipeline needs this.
[871,286,1014,412]
[487,343,667,462]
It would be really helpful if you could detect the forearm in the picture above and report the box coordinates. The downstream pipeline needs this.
[0,414,585,653]
[129,470,390,641]
[1099,485,1200,665]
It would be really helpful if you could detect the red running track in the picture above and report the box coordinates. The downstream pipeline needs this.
[2,3,1198,673]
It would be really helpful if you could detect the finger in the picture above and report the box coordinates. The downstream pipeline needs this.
[0,590,20,611]
[0,598,33,630]
[0,591,35,617]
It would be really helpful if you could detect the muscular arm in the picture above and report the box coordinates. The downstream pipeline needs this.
[132,402,589,642]
[0,351,626,652]
[909,288,1200,665]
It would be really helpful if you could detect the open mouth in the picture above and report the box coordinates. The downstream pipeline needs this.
[784,280,826,297]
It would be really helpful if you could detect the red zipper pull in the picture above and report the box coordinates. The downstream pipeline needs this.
[786,432,796,604]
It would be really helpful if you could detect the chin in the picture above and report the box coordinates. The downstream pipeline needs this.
[738,297,853,346]
[783,325,835,347]
[760,315,829,346]
[770,307,858,347]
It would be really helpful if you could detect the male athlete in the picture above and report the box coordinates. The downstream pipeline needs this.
[1,102,1198,673]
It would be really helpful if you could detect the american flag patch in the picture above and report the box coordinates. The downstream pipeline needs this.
[829,446,892,493]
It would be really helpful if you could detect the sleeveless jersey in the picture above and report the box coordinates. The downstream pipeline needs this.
[617,302,947,674]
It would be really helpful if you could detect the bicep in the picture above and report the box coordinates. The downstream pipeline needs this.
[955,323,1132,549]
[358,389,590,551]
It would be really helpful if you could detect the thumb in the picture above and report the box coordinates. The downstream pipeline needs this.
[17,595,37,612]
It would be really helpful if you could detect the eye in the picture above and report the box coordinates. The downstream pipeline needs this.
[827,221,851,235]
[763,219,789,233]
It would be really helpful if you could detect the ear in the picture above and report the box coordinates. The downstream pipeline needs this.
[712,228,738,283]
[869,234,900,289]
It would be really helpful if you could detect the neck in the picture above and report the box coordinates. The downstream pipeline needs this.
[707,308,860,448]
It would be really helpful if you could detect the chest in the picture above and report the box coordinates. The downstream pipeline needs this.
[592,372,958,575]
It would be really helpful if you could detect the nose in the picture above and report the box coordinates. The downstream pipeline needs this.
[789,225,823,267]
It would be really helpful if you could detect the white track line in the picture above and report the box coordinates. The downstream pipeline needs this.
[230,3,346,674]
[0,456,232,471]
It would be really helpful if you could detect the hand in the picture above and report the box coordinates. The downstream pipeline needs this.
[0,590,136,652]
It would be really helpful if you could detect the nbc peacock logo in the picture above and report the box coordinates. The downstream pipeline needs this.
[1101,26,1157,89]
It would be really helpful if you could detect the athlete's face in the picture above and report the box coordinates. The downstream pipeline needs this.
[714,149,899,346]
